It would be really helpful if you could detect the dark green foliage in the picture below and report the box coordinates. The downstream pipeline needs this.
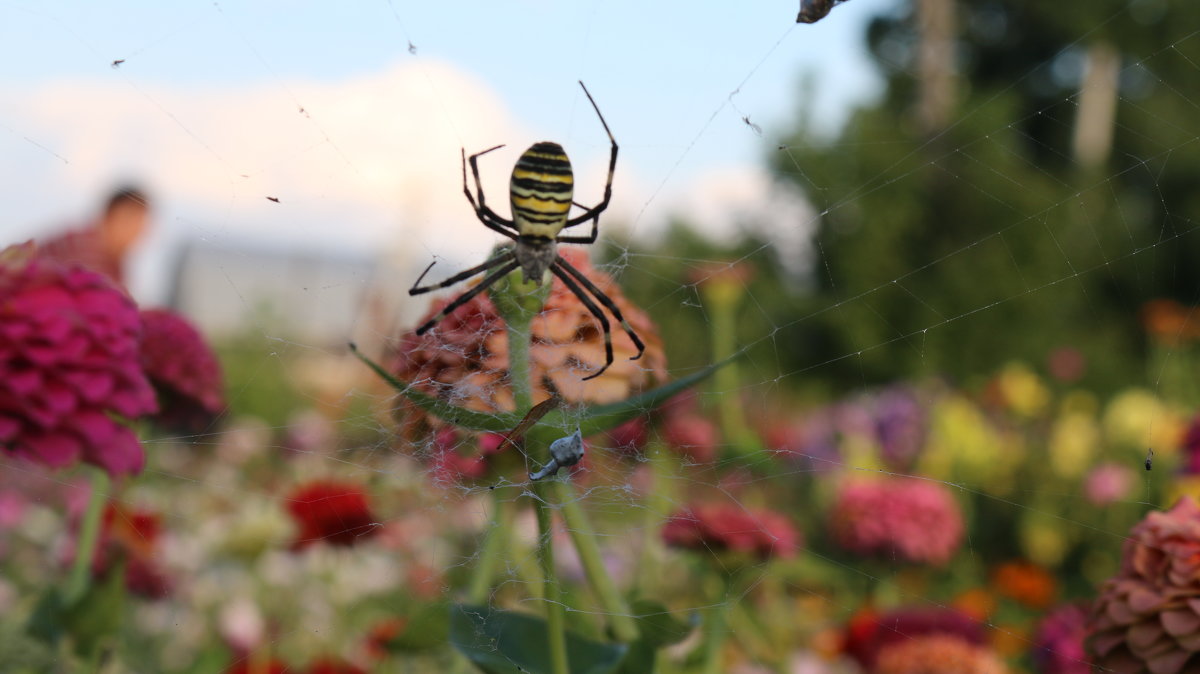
[450,605,627,674]
[686,0,1200,391]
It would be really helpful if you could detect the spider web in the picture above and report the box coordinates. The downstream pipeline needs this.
[0,1,1194,672]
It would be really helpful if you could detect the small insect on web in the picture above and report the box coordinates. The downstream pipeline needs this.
[408,81,646,381]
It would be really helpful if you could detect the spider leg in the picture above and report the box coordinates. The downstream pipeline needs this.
[551,263,614,381]
[556,256,645,361]
[463,146,518,236]
[414,254,521,335]
[409,249,514,295]
[555,217,598,245]
[563,82,618,230]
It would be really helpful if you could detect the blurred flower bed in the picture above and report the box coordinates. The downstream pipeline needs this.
[3,241,1199,673]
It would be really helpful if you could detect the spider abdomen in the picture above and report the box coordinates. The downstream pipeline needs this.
[510,141,574,239]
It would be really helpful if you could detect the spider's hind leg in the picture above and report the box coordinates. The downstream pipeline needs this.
[556,257,645,362]
[411,252,519,335]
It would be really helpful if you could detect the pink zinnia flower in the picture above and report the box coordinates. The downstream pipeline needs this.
[285,481,379,549]
[831,477,964,565]
[1181,413,1200,475]
[1084,462,1134,506]
[139,308,224,432]
[1090,497,1200,673]
[662,502,801,561]
[0,243,157,475]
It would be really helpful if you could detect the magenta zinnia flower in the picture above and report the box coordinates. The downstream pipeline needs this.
[139,308,224,432]
[831,477,964,565]
[662,502,800,561]
[0,243,157,475]
[1090,497,1200,673]
[1032,602,1092,674]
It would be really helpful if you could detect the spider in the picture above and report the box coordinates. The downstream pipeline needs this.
[409,81,645,381]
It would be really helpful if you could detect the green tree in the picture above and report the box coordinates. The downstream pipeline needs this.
[770,0,1200,390]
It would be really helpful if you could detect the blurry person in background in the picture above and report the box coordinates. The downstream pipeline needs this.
[39,185,151,287]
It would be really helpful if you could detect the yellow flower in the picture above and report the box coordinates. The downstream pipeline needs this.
[1048,411,1099,479]
[993,361,1049,418]
[919,395,1023,494]
[1102,388,1182,452]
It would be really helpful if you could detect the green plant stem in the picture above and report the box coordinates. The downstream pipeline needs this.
[709,290,754,456]
[467,490,511,604]
[64,467,109,605]
[701,593,729,674]
[635,443,672,595]
[507,316,569,674]
[555,481,640,642]
[532,486,570,674]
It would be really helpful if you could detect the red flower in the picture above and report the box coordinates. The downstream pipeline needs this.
[662,413,719,463]
[842,606,984,669]
[139,308,224,432]
[91,502,171,598]
[604,417,649,455]
[662,502,800,561]
[0,243,157,476]
[285,481,379,549]
[365,618,408,660]
[306,657,365,674]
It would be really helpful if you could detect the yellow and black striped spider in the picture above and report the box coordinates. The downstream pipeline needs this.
[409,81,645,381]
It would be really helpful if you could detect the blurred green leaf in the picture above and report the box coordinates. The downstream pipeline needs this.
[62,565,126,660]
[612,600,695,674]
[388,601,451,652]
[450,604,626,674]
[352,343,736,439]
[531,356,737,444]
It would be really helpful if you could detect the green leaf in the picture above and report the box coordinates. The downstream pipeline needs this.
[534,356,737,442]
[388,601,450,652]
[613,600,696,674]
[450,604,626,674]
[62,564,127,659]
[349,343,521,432]
[0,621,58,672]
[25,587,66,647]
[351,344,738,439]
[628,600,693,647]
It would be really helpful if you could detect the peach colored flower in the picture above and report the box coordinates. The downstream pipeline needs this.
[392,248,666,434]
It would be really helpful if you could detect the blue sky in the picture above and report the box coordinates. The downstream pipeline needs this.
[0,0,896,305]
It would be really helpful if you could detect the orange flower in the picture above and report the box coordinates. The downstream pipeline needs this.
[1142,299,1200,345]
[392,248,666,434]
[992,560,1056,609]
[952,588,996,622]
